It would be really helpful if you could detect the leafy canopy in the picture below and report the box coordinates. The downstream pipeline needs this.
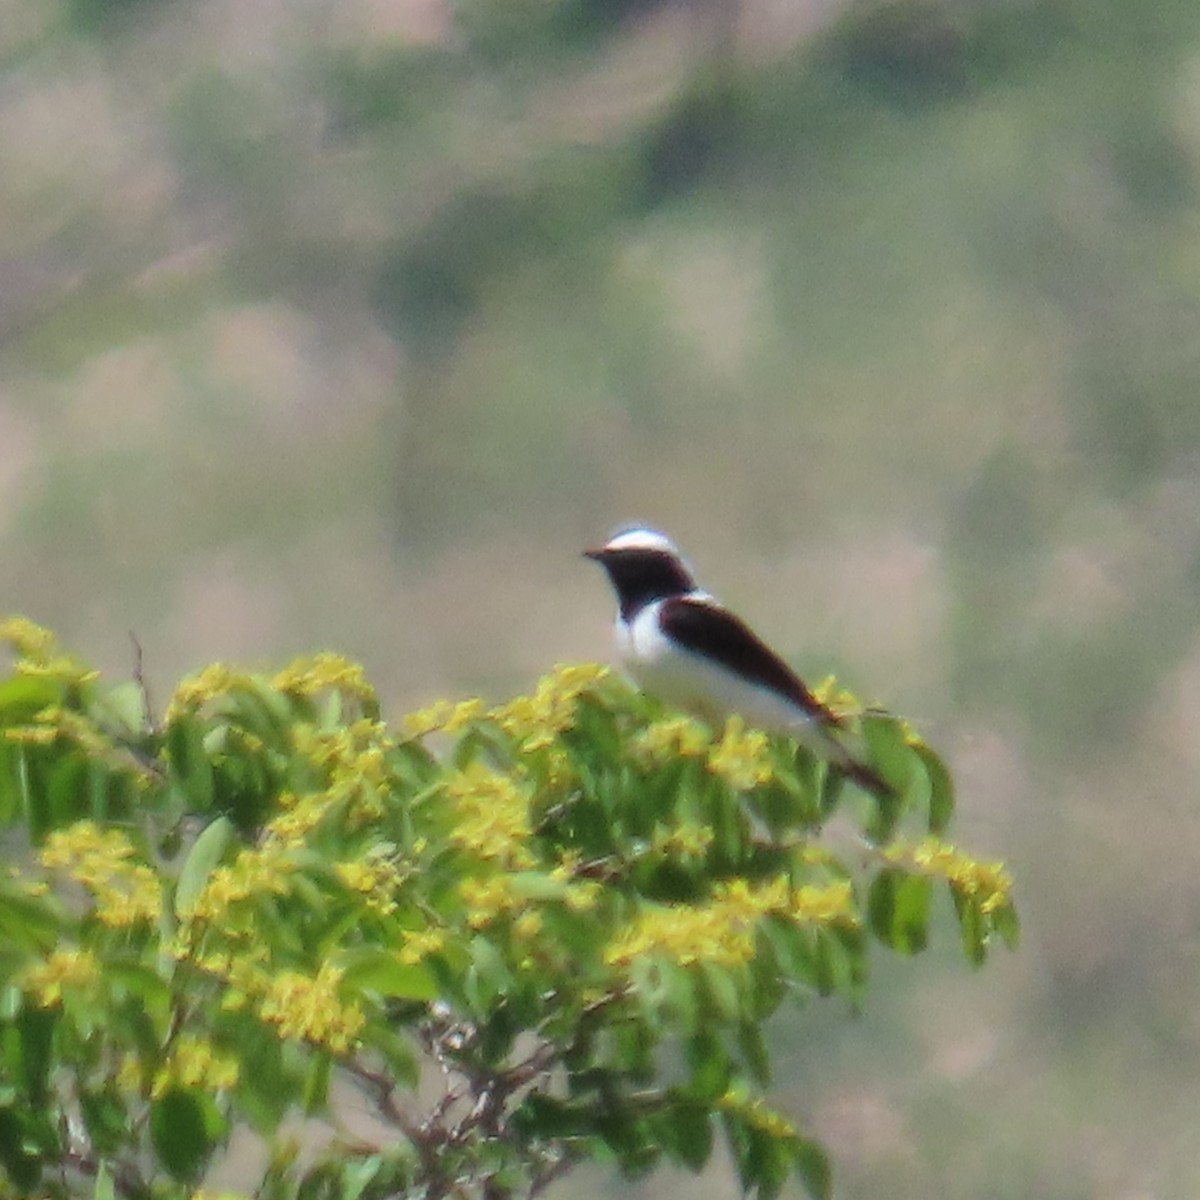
[0,617,1016,1200]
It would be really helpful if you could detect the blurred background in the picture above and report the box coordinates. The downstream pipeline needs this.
[4,0,1200,1195]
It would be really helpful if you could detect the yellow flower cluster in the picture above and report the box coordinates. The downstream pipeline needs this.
[634,716,711,762]
[149,1035,240,1099]
[22,947,98,1007]
[650,822,715,859]
[707,716,773,790]
[459,874,525,929]
[718,1089,797,1139]
[0,616,99,684]
[397,927,447,965]
[548,853,603,913]
[335,856,406,916]
[166,664,254,720]
[272,653,376,705]
[0,615,56,659]
[188,950,271,1013]
[447,763,535,869]
[401,697,485,740]
[5,706,107,757]
[490,663,608,751]
[604,877,856,970]
[258,964,365,1054]
[5,708,152,785]
[179,839,294,925]
[38,821,162,927]
[885,837,1012,914]
[809,675,863,719]
[291,718,395,826]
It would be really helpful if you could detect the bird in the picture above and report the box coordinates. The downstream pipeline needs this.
[584,526,891,797]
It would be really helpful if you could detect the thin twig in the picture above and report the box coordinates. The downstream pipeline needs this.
[130,631,159,734]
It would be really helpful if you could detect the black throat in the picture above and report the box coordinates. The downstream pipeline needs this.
[600,550,696,621]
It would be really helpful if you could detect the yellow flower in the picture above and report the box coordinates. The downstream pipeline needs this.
[334,856,406,916]
[650,822,715,859]
[513,910,543,940]
[718,1090,797,1139]
[272,653,375,704]
[460,875,523,929]
[401,700,453,739]
[167,664,251,721]
[0,617,99,683]
[634,717,712,762]
[788,880,856,925]
[397,928,446,965]
[707,716,772,790]
[290,719,395,827]
[886,837,1012,915]
[22,948,98,1007]
[179,840,294,925]
[447,764,535,869]
[604,877,856,971]
[151,1035,240,1098]
[490,663,608,750]
[259,964,365,1054]
[810,676,863,718]
[0,616,56,659]
[563,880,601,913]
[401,696,483,740]
[38,821,162,927]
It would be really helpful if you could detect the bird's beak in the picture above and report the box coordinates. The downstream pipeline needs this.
[582,547,606,561]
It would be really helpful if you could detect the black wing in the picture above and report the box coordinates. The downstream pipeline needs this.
[658,596,841,729]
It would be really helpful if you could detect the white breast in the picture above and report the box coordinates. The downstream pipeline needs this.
[616,600,822,739]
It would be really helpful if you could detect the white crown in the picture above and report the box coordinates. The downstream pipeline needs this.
[603,527,681,555]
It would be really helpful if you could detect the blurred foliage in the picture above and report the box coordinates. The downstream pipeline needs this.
[6,0,1200,1196]
[0,619,1013,1198]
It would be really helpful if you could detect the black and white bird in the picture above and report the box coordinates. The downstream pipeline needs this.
[584,527,890,796]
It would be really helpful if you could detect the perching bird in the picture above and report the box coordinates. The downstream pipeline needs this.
[584,526,890,796]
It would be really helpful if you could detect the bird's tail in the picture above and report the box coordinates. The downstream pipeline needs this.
[818,730,894,800]
[837,754,894,800]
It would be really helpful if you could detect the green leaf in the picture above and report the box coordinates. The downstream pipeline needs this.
[660,1100,713,1171]
[683,1030,730,1102]
[0,1106,43,1191]
[174,816,234,916]
[992,901,1021,950]
[953,891,988,966]
[0,675,61,722]
[859,715,915,839]
[513,1093,591,1141]
[0,886,59,954]
[81,1088,130,1158]
[751,1127,790,1200]
[338,948,438,1001]
[913,742,955,833]
[697,963,741,1022]
[17,1005,55,1106]
[790,1135,832,1200]
[45,752,87,832]
[0,742,20,826]
[224,1015,290,1133]
[302,1051,332,1115]
[867,870,931,955]
[737,1022,771,1087]
[150,1088,218,1180]
[93,1161,116,1200]
[166,715,215,814]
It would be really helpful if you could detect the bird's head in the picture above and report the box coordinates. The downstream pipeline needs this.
[584,527,698,618]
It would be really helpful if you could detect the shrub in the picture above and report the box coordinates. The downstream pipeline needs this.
[0,618,1016,1200]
